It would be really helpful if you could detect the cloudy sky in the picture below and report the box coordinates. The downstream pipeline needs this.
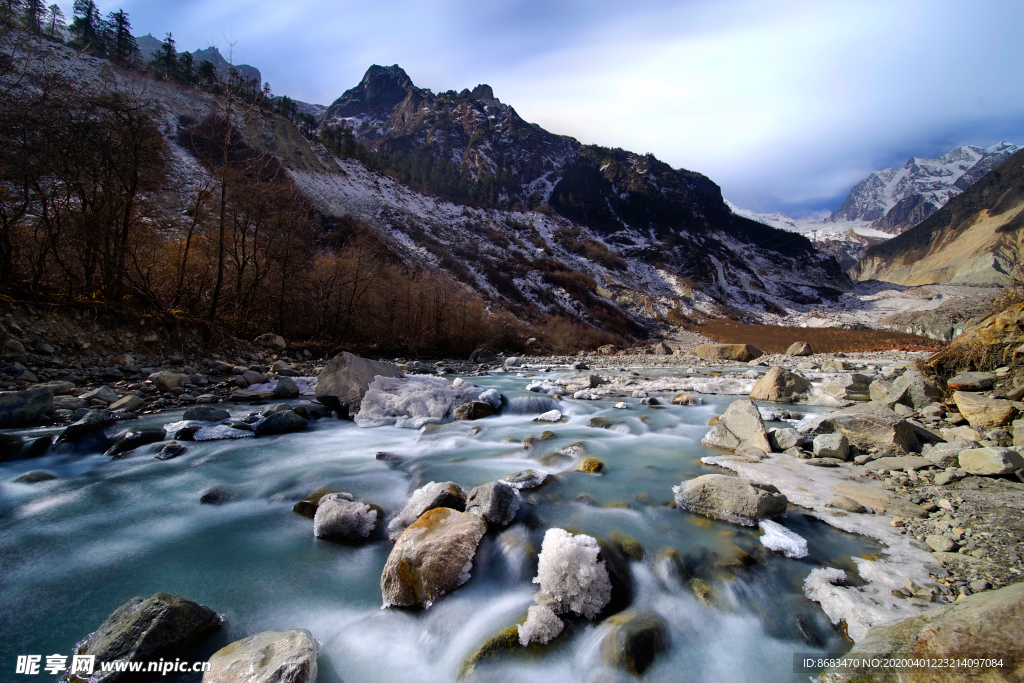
[67,0,1024,217]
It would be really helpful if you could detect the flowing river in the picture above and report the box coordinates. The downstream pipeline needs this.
[0,369,879,682]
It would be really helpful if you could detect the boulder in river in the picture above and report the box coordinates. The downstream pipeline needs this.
[105,429,166,458]
[823,582,1024,683]
[183,406,230,422]
[381,507,487,608]
[465,481,520,526]
[673,474,787,526]
[748,366,809,403]
[454,401,495,421]
[500,469,548,490]
[204,629,317,683]
[701,399,772,452]
[387,481,468,540]
[313,493,381,541]
[314,352,404,418]
[292,486,344,518]
[73,593,220,683]
[693,343,763,362]
[57,409,115,444]
[273,376,300,399]
[599,611,668,675]
[0,387,53,427]
[254,410,307,435]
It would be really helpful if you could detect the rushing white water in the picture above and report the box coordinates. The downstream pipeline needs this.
[0,370,879,682]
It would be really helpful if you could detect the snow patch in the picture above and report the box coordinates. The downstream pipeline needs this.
[758,519,808,558]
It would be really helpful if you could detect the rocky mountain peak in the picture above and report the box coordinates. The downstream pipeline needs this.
[469,83,499,105]
[327,64,418,119]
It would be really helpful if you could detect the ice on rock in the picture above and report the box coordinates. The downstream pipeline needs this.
[518,601,564,646]
[355,376,489,428]
[758,520,808,558]
[193,424,254,440]
[533,528,611,619]
[478,388,502,409]
[614,402,628,409]
[572,389,601,400]
[533,410,562,422]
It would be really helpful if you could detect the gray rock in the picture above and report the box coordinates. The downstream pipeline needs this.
[182,406,230,422]
[314,352,404,418]
[73,593,220,682]
[947,371,996,392]
[12,469,56,483]
[958,447,1024,475]
[468,349,497,363]
[105,430,165,458]
[381,508,487,607]
[672,474,787,526]
[868,379,892,403]
[735,446,767,460]
[155,442,186,460]
[827,496,866,513]
[35,342,54,355]
[4,338,25,354]
[313,494,380,541]
[748,366,809,403]
[53,394,87,411]
[821,359,848,372]
[599,611,668,675]
[500,469,548,490]
[863,456,933,472]
[465,481,520,526]
[801,402,918,453]
[28,380,74,395]
[785,341,813,356]
[0,387,53,427]
[885,370,941,410]
[57,409,114,443]
[254,410,307,435]
[823,373,872,401]
[149,371,188,391]
[108,395,143,412]
[387,481,468,541]
[812,433,850,460]
[273,376,300,399]
[255,333,287,351]
[701,399,772,453]
[768,427,803,451]
[204,629,317,683]
[926,534,957,552]
[242,370,267,386]
[504,356,521,368]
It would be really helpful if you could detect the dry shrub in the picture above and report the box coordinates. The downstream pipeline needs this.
[533,316,625,355]
[698,318,944,354]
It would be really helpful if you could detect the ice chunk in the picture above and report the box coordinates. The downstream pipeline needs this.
[355,376,485,428]
[758,520,808,558]
[533,528,611,619]
[478,388,502,409]
[533,410,562,422]
[572,389,601,400]
[518,601,564,646]
[614,402,628,409]
[193,424,255,441]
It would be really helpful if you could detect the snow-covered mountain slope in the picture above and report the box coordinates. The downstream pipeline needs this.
[827,142,1020,233]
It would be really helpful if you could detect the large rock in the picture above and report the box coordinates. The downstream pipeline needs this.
[183,406,230,422]
[105,430,166,458]
[599,611,668,675]
[108,395,143,412]
[823,373,872,401]
[454,401,495,421]
[74,593,220,682]
[885,370,942,410]
[831,482,927,518]
[768,427,804,451]
[952,391,1017,429]
[868,379,892,403]
[57,409,115,443]
[748,366,809,403]
[785,341,813,356]
[802,402,918,453]
[465,481,520,526]
[812,433,850,460]
[314,352,404,418]
[313,493,380,541]
[273,376,300,399]
[387,481,467,540]
[701,399,772,452]
[149,371,189,391]
[203,629,316,683]
[381,507,487,608]
[947,371,996,392]
[81,385,119,404]
[694,343,763,362]
[0,387,53,427]
[823,582,1024,683]
[255,333,287,351]
[672,474,787,526]
[254,410,307,435]
[958,447,1024,476]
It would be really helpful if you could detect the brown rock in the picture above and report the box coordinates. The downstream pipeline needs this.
[693,344,763,362]
[749,366,809,403]
[785,341,813,356]
[952,391,1017,429]
[831,482,927,518]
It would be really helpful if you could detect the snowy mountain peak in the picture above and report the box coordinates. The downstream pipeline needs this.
[827,141,1020,228]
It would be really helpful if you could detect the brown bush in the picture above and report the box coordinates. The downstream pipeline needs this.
[698,318,944,354]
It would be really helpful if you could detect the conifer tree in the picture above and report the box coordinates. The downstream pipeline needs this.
[43,4,64,40]
[177,51,195,84]
[150,31,177,79]
[106,9,139,67]
[1,0,23,27]
[20,0,43,33]
[196,59,216,86]
[70,0,106,56]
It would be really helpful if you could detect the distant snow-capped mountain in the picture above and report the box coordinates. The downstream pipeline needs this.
[827,142,1020,233]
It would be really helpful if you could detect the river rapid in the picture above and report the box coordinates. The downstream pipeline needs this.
[0,369,879,682]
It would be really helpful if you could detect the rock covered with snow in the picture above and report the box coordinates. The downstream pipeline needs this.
[355,375,493,428]
[315,352,405,418]
[380,507,487,608]
[313,493,380,541]
[387,481,467,541]
[533,409,562,422]
[518,600,564,646]
[673,473,787,526]
[758,520,808,558]
[500,469,548,490]
[532,528,612,619]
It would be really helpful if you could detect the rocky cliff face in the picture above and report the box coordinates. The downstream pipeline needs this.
[850,148,1024,286]
[828,143,1020,234]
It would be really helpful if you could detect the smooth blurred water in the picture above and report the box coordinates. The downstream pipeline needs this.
[0,370,878,682]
